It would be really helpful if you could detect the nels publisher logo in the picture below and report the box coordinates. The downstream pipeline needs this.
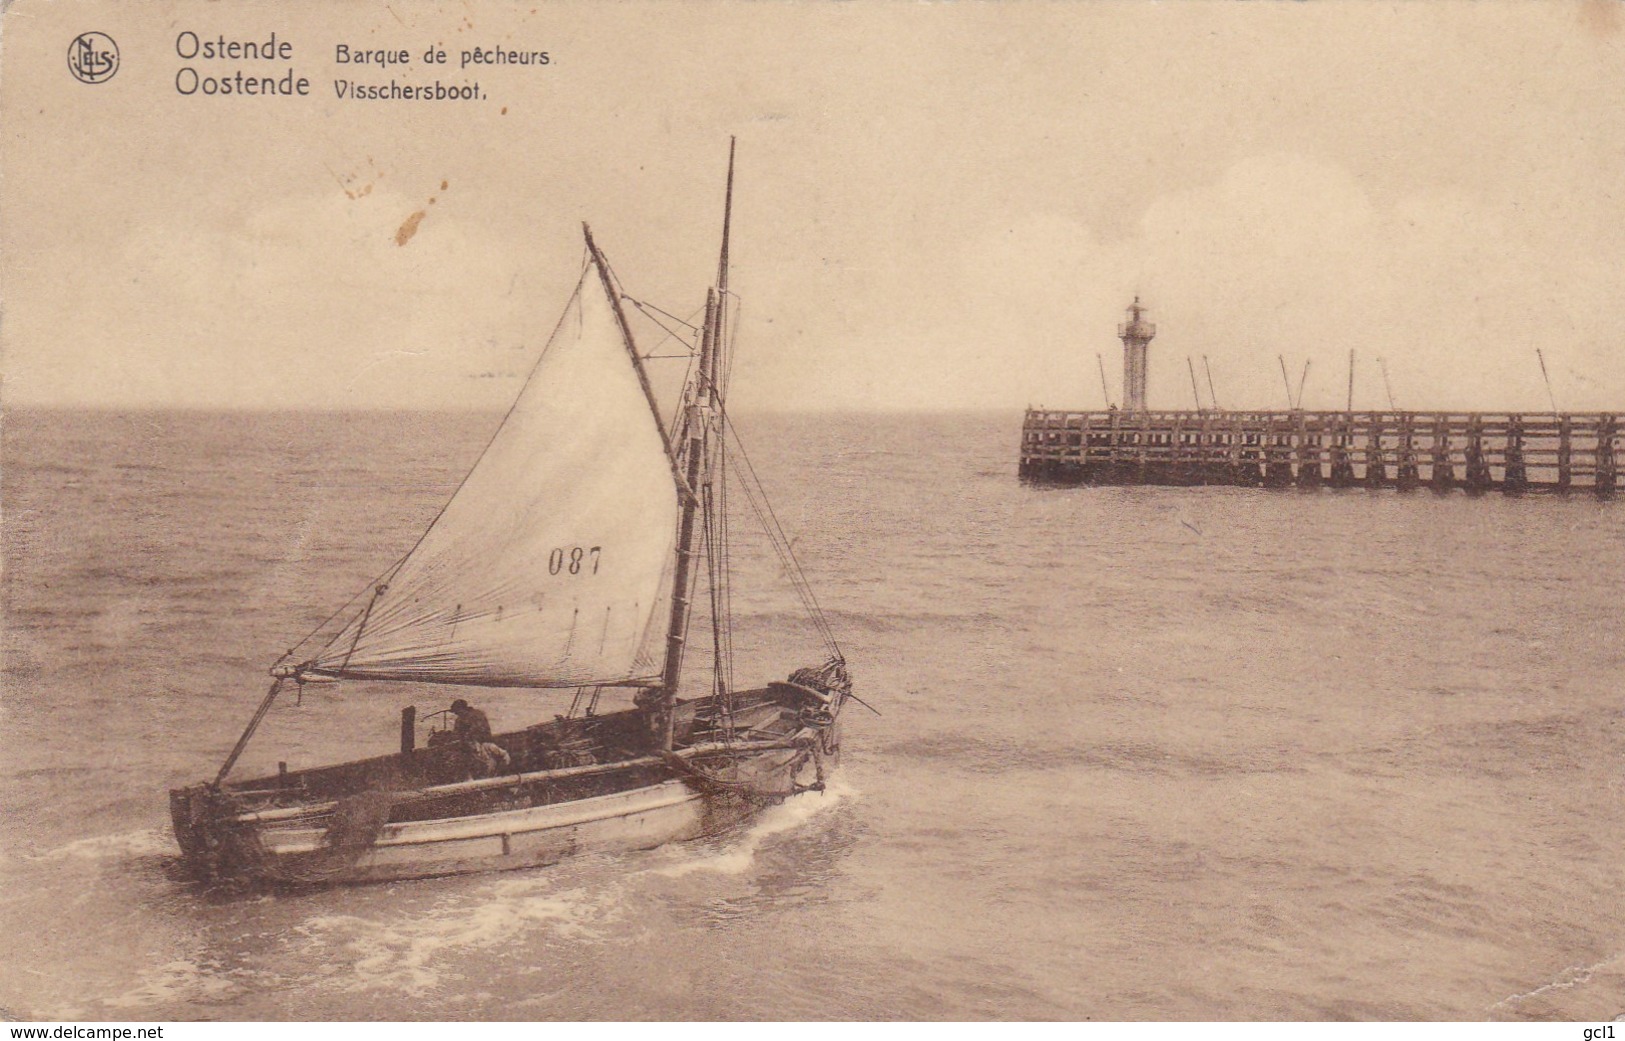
[68,32,119,84]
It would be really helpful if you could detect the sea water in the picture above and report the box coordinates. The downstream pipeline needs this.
[1,409,1621,1020]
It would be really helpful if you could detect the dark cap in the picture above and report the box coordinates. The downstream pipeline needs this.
[450,699,470,713]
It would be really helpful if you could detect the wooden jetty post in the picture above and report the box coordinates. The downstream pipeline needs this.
[1329,417,1356,487]
[1503,415,1528,493]
[1599,414,1617,496]
[1464,415,1491,493]
[1396,415,1419,491]
[1365,414,1387,488]
[1429,416,1455,492]
[1558,415,1572,491]
[1296,413,1322,488]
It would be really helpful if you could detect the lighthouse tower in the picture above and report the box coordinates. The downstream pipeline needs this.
[1118,297,1156,412]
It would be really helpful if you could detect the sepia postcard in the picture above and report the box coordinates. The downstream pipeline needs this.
[1,0,1622,1025]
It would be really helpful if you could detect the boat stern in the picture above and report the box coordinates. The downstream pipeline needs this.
[169,782,241,879]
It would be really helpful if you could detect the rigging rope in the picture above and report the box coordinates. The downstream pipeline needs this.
[717,439,736,702]
[706,296,829,657]
[703,482,728,701]
[701,288,735,722]
[273,551,408,671]
[623,295,701,340]
[718,294,740,697]
[721,411,842,657]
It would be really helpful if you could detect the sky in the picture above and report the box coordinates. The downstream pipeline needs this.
[2,0,1623,413]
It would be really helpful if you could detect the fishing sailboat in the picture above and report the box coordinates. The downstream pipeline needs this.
[169,145,856,886]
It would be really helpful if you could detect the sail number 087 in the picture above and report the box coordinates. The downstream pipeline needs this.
[548,546,601,576]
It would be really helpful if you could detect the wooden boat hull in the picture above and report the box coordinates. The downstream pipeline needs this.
[170,685,842,887]
[226,779,725,886]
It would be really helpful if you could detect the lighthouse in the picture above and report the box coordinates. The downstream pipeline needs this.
[1118,297,1156,413]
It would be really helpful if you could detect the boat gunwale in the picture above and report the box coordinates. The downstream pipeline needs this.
[256,777,712,851]
[225,735,811,825]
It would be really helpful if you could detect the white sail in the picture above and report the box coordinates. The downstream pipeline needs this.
[307,261,678,687]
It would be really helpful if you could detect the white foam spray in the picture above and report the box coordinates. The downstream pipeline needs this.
[299,877,621,992]
[103,959,239,1011]
[289,780,854,992]
[648,777,855,879]
[1489,949,1625,1015]
[31,829,172,864]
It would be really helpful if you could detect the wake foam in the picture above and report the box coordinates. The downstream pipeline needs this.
[299,878,621,992]
[103,959,239,1012]
[285,780,855,992]
[32,829,172,864]
[1489,949,1625,1015]
[649,776,855,879]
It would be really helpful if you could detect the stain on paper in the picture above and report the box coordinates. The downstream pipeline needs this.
[395,210,427,246]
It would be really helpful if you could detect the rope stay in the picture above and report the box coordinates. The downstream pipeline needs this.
[712,294,738,717]
[623,294,702,344]
[720,410,842,659]
[701,289,839,660]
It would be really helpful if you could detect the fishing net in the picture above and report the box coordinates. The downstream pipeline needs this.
[663,738,825,804]
[323,790,402,851]
[225,788,406,887]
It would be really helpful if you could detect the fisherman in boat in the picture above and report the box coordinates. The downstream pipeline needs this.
[449,698,510,778]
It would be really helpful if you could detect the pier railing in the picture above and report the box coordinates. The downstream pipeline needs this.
[1019,409,1618,494]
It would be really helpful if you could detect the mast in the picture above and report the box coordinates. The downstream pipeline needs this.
[653,139,736,751]
[653,292,716,749]
[717,137,735,299]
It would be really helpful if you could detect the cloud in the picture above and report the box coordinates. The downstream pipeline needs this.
[8,183,564,410]
[919,152,1622,413]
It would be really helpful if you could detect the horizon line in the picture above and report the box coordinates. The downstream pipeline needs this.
[0,401,1025,416]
